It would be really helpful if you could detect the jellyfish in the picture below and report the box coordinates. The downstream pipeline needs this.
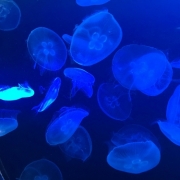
[59,126,92,161]
[63,67,95,98]
[170,58,180,68]
[46,106,89,145]
[76,0,110,6]
[97,83,132,121]
[107,125,161,174]
[19,159,63,180]
[32,77,61,113]
[63,10,122,66]
[0,109,20,136]
[27,27,67,74]
[0,82,34,101]
[0,0,21,31]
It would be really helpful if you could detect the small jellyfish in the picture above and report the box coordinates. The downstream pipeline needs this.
[27,27,67,74]
[64,10,122,66]
[76,0,110,6]
[64,67,95,98]
[46,106,89,145]
[0,109,20,136]
[0,82,34,101]
[59,126,92,161]
[32,77,61,113]
[170,58,180,68]
[19,159,63,180]
[97,83,132,121]
[0,0,21,31]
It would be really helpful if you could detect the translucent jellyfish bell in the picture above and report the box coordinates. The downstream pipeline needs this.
[27,27,67,74]
[76,0,110,6]
[64,67,95,98]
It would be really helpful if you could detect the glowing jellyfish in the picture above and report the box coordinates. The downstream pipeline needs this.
[46,106,89,145]
[76,0,110,6]
[59,126,92,161]
[97,83,132,120]
[64,67,95,98]
[27,27,67,74]
[32,77,61,113]
[0,109,20,136]
[112,44,172,96]
[0,0,21,31]
[63,10,122,66]
[19,159,63,180]
[0,83,34,101]
[107,125,161,174]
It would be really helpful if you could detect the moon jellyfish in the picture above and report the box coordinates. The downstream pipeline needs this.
[76,0,110,6]
[0,109,20,137]
[19,159,63,180]
[63,10,122,66]
[32,77,61,113]
[97,83,132,121]
[0,0,21,31]
[107,125,160,174]
[64,67,95,98]
[27,27,67,74]
[46,106,89,145]
[0,83,34,101]
[112,44,172,96]
[59,126,92,161]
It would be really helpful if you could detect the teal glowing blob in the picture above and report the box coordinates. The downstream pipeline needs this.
[27,27,67,72]
[0,83,34,101]
[97,83,132,121]
[64,10,122,66]
[19,159,63,180]
[0,0,21,31]
[76,0,110,6]
[59,126,92,161]
[32,77,61,113]
[0,109,20,136]
[64,67,95,98]
[46,107,89,145]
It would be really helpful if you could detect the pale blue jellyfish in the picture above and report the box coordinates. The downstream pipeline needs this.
[171,58,180,68]
[32,77,61,113]
[0,0,21,31]
[112,44,172,96]
[63,10,122,66]
[97,83,132,121]
[64,67,95,98]
[59,126,92,161]
[27,27,67,73]
[0,109,20,136]
[19,159,63,180]
[107,125,161,174]
[0,82,34,101]
[76,0,110,6]
[46,106,89,145]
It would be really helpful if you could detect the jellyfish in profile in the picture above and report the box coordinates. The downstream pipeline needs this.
[27,27,67,74]
[97,83,132,121]
[107,125,161,174]
[0,109,20,136]
[64,67,95,98]
[59,126,92,161]
[0,82,34,101]
[19,159,63,180]
[0,0,21,31]
[76,0,110,6]
[46,106,89,145]
[63,10,122,66]
[32,77,61,113]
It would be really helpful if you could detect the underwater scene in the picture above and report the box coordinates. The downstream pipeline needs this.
[0,0,180,179]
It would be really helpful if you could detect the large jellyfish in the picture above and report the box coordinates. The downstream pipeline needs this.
[107,125,161,174]
[63,67,95,98]
[46,106,89,145]
[62,10,122,66]
[97,83,132,120]
[27,27,67,74]
[0,0,21,31]
[76,0,110,6]
[19,159,63,180]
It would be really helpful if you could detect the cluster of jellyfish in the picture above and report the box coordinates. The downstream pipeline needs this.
[1,0,180,179]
